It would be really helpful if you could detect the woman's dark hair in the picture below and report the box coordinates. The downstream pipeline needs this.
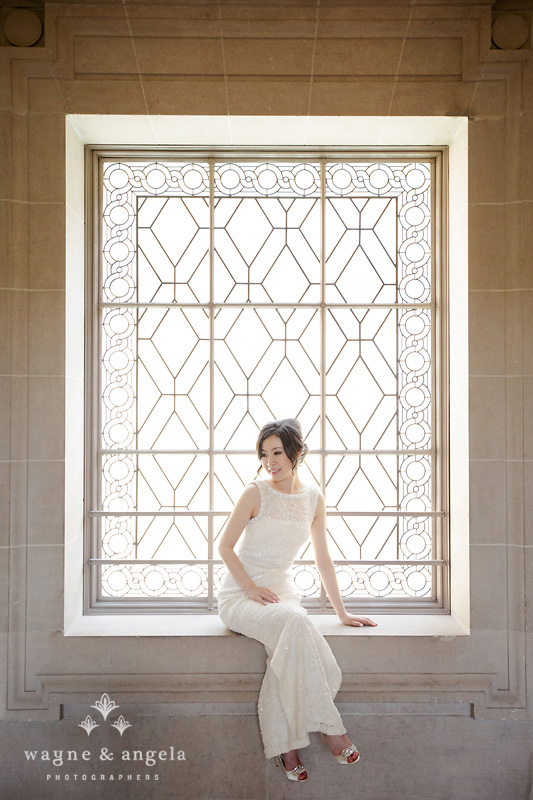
[255,418,309,477]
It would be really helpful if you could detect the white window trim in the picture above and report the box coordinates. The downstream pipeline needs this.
[64,115,469,637]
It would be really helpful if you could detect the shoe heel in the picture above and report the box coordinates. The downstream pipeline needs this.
[275,752,308,782]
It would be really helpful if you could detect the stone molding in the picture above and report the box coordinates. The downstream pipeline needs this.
[3,667,526,722]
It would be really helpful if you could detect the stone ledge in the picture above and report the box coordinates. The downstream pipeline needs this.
[64,613,470,638]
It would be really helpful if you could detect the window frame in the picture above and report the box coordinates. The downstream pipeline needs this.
[83,144,449,616]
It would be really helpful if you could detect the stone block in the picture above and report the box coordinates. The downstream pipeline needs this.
[524,376,533,461]
[314,37,402,75]
[517,202,533,290]
[468,204,508,290]
[469,544,509,631]
[28,291,65,376]
[0,111,11,200]
[9,290,28,376]
[19,544,64,635]
[0,201,11,284]
[0,377,10,463]
[310,80,394,115]
[6,377,27,462]
[504,289,524,377]
[27,77,65,114]
[29,204,66,291]
[468,376,506,460]
[60,78,146,115]
[27,460,65,546]
[525,462,533,551]
[389,79,473,115]
[143,78,228,115]
[10,112,28,203]
[226,79,309,115]
[505,375,524,461]
[468,290,505,375]
[470,78,507,117]
[524,291,533,376]
[27,376,65,461]
[469,460,507,546]
[0,291,11,374]
[28,114,65,204]
[505,459,525,549]
[468,117,507,205]
[401,36,462,77]
[73,35,138,75]
[519,114,533,201]
[136,37,224,75]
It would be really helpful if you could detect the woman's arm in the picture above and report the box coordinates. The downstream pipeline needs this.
[310,492,378,628]
[217,484,280,605]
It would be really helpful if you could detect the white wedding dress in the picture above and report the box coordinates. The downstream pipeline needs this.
[217,477,347,759]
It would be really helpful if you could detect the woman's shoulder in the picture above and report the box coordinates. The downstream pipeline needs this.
[306,482,322,499]
[242,479,261,497]
[310,485,324,516]
[240,480,262,516]
[226,482,261,522]
[241,479,262,504]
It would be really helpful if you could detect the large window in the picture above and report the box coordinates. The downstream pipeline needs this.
[85,148,447,614]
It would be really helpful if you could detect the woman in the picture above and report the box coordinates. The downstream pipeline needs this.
[217,418,377,782]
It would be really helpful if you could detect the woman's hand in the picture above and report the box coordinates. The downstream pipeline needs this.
[339,612,378,628]
[246,584,280,605]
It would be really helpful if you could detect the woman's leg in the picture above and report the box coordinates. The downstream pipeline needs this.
[219,593,347,760]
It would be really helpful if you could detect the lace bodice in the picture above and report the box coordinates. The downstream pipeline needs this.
[234,478,320,571]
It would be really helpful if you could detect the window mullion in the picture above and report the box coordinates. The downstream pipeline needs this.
[208,158,215,610]
[320,158,327,612]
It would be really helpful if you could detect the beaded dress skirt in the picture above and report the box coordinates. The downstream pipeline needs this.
[217,477,347,759]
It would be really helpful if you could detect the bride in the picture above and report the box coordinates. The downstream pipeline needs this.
[217,418,377,782]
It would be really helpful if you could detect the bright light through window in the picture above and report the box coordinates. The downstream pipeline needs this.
[87,152,446,613]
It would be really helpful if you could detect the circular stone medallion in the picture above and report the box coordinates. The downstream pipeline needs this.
[4,9,43,47]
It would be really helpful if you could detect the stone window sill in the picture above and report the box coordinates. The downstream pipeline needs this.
[64,613,469,638]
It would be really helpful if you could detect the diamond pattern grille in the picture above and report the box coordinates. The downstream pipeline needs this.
[93,157,441,609]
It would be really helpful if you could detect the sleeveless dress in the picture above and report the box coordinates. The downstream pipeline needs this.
[217,477,347,760]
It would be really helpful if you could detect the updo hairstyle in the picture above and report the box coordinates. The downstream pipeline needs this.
[255,418,309,478]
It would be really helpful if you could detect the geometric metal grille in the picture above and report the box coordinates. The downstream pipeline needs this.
[87,150,446,613]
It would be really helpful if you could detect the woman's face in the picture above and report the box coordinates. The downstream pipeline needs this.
[259,435,295,482]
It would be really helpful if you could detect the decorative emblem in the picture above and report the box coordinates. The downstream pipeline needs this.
[111,715,133,736]
[77,693,133,737]
[91,692,119,721]
[78,716,99,736]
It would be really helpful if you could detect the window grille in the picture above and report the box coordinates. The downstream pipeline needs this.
[85,148,448,614]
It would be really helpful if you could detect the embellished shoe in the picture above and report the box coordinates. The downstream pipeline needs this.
[274,752,309,781]
[320,731,361,765]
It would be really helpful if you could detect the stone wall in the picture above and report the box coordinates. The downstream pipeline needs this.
[1,1,532,798]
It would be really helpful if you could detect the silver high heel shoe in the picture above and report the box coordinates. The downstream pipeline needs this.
[320,731,361,765]
[274,752,309,781]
